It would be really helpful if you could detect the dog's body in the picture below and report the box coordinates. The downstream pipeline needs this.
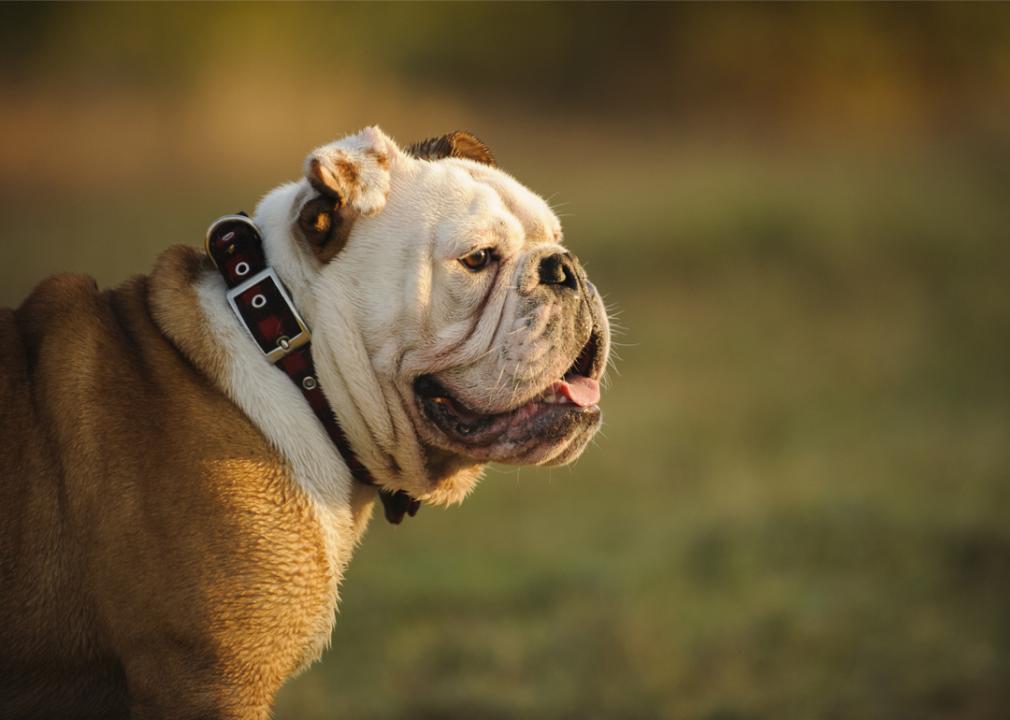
[0,256,358,718]
[0,128,609,719]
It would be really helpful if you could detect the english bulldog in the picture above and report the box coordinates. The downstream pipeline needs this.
[0,127,609,719]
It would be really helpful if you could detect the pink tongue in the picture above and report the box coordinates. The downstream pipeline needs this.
[554,376,601,407]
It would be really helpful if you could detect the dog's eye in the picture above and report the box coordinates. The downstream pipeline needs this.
[459,248,494,272]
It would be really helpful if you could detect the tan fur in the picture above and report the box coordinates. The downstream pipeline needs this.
[0,246,369,719]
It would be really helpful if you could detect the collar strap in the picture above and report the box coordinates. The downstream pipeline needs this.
[205,214,420,524]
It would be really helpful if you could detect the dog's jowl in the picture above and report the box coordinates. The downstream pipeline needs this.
[0,127,610,720]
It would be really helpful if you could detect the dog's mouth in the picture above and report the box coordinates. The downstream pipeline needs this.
[413,330,604,464]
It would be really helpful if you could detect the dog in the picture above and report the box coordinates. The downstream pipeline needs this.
[0,127,610,719]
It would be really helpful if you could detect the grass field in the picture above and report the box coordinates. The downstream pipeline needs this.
[2,5,1008,718]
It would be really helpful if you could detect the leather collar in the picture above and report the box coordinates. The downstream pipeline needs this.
[205,214,420,524]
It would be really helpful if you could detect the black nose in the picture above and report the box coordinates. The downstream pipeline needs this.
[538,252,579,291]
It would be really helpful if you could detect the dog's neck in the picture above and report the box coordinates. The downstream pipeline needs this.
[252,198,432,495]
[203,214,420,524]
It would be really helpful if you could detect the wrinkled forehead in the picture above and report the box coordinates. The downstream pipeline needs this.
[399,157,563,255]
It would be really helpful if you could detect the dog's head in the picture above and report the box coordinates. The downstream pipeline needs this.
[255,127,610,505]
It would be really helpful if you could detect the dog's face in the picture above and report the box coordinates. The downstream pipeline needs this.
[255,127,609,505]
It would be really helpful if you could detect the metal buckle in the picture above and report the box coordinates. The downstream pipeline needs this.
[226,267,312,364]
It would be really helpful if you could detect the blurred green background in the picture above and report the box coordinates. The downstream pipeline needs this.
[2,3,1009,719]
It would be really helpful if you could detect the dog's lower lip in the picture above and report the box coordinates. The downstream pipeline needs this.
[414,374,600,452]
[412,320,606,451]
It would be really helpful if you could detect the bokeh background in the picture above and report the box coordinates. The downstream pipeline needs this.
[2,4,1009,719]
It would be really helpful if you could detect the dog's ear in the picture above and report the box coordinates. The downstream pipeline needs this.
[406,131,495,167]
[297,126,399,262]
[296,192,347,262]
